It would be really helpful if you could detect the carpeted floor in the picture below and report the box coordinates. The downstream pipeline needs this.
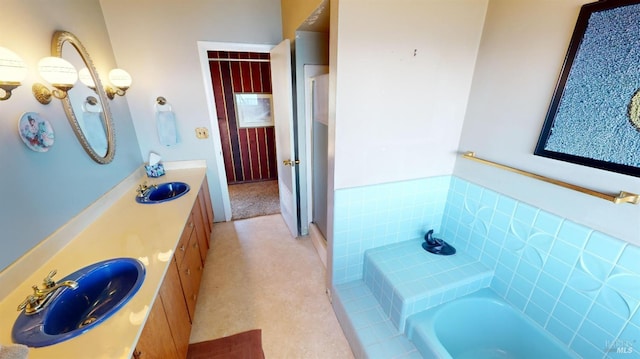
[189,215,354,358]
[187,329,264,359]
[228,180,280,220]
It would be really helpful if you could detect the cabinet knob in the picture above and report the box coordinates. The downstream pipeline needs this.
[186,268,191,276]
[133,349,142,359]
[180,245,186,252]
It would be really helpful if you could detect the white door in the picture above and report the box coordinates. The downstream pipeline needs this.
[270,39,298,237]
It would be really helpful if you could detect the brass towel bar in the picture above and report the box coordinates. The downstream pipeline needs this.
[462,151,640,205]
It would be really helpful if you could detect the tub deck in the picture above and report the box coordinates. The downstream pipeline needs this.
[333,238,494,358]
[364,238,493,330]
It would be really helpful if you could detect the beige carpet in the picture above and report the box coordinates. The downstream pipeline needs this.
[189,215,354,358]
[228,180,280,220]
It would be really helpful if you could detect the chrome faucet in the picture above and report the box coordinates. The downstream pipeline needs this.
[17,270,78,315]
[136,181,157,197]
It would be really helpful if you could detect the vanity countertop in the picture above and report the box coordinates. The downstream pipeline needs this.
[0,163,207,359]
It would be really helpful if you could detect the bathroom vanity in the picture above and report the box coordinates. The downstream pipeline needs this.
[134,175,213,358]
[0,162,213,359]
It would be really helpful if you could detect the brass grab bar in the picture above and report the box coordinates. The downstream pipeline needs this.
[462,151,640,205]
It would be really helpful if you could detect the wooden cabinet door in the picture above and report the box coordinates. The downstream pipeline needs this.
[133,297,178,359]
[160,258,191,358]
[135,181,214,358]
[175,217,194,267]
[199,177,214,236]
[191,202,208,264]
[178,233,204,322]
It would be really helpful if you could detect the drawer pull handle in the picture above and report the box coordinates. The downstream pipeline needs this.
[180,245,186,252]
[133,350,142,359]
[186,269,191,276]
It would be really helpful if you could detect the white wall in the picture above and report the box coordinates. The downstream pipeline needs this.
[99,0,283,221]
[456,0,640,244]
[332,0,489,190]
[326,0,489,287]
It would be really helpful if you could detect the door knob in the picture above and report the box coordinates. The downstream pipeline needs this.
[283,159,300,166]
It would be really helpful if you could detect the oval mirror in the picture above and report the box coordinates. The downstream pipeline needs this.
[52,31,115,164]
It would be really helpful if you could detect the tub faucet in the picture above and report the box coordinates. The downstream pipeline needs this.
[425,230,443,246]
[423,229,456,256]
[17,270,78,315]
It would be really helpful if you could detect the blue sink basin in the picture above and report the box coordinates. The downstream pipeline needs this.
[136,181,190,204]
[12,258,145,347]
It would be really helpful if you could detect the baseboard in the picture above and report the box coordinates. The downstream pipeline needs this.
[309,223,327,268]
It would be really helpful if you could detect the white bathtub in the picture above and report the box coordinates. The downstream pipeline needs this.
[405,288,579,359]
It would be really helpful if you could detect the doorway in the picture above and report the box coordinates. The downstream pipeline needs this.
[208,50,280,221]
[198,42,280,222]
[228,180,280,220]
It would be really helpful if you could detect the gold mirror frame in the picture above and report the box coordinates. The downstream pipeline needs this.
[52,31,115,164]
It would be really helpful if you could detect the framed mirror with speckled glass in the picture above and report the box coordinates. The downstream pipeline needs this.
[535,0,640,177]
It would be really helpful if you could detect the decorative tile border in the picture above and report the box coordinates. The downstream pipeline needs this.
[441,177,640,358]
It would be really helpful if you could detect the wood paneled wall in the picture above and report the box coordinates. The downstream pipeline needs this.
[208,51,277,184]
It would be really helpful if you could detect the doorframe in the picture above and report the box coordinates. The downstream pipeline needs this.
[303,65,329,228]
[304,65,329,267]
[196,41,275,221]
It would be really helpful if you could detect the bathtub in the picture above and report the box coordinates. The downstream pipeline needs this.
[405,289,578,359]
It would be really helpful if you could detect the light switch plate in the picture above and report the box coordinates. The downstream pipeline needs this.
[195,127,209,139]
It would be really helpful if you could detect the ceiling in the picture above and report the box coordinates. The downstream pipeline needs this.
[297,0,329,33]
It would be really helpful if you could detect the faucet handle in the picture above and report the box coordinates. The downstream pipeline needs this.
[137,182,150,197]
[43,270,57,288]
[17,294,38,312]
[17,286,40,312]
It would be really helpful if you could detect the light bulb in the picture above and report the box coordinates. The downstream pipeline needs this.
[38,57,77,87]
[0,47,27,84]
[109,68,132,89]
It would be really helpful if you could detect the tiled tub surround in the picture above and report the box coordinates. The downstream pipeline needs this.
[332,176,640,358]
[332,177,450,285]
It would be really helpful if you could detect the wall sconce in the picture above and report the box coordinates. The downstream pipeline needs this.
[33,56,77,105]
[0,47,27,101]
[106,68,132,99]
